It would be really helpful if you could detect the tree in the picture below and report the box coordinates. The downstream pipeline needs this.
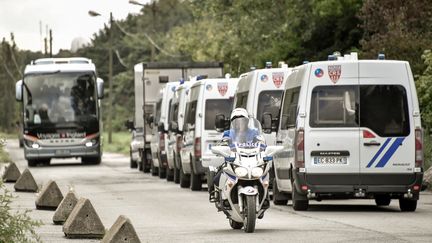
[359,0,432,75]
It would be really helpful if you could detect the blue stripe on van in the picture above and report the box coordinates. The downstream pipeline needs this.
[366,138,391,168]
[375,137,405,168]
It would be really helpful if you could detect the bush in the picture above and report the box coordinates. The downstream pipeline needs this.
[424,134,432,171]
[0,181,42,243]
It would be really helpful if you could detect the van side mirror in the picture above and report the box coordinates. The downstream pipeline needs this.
[215,114,229,133]
[97,78,104,99]
[15,80,23,101]
[262,113,272,134]
[211,146,231,157]
[124,119,134,130]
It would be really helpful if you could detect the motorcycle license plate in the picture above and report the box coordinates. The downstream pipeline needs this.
[313,156,347,165]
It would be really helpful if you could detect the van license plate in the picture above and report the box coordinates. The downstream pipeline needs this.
[314,157,347,165]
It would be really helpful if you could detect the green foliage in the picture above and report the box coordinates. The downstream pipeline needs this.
[0,180,42,243]
[424,134,432,171]
[102,131,131,155]
[417,50,432,132]
[359,0,432,75]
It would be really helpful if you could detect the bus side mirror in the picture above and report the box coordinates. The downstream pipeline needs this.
[16,80,22,101]
[215,114,227,133]
[262,113,272,134]
[97,78,104,99]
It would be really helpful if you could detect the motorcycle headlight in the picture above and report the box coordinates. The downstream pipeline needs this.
[234,167,248,177]
[251,167,264,178]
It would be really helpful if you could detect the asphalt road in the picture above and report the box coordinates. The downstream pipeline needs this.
[2,139,432,243]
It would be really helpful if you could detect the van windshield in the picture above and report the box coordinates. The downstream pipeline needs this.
[256,91,283,123]
[205,98,234,130]
[309,85,409,137]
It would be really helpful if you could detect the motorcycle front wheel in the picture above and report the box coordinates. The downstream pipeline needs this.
[243,195,256,233]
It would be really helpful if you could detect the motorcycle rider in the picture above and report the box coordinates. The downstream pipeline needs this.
[209,108,264,201]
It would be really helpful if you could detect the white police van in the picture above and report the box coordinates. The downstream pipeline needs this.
[150,90,163,176]
[167,81,193,186]
[157,82,180,180]
[272,53,424,211]
[181,77,239,191]
[233,65,291,145]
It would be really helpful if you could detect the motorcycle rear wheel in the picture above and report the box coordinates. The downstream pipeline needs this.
[229,219,243,230]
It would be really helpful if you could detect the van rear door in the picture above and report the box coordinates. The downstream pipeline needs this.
[358,62,415,183]
[305,62,360,185]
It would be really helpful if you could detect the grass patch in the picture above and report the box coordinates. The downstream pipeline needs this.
[0,133,13,163]
[102,131,131,155]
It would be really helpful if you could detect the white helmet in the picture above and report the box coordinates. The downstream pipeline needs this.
[230,108,249,121]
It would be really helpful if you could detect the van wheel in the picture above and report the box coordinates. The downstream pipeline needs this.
[174,168,180,184]
[166,168,174,182]
[179,163,190,188]
[158,167,166,179]
[190,171,202,191]
[151,161,158,176]
[130,152,137,168]
[375,195,391,206]
[292,183,308,211]
[273,178,289,205]
[399,199,417,212]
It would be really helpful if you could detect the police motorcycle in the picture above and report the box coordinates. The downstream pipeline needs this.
[210,116,283,233]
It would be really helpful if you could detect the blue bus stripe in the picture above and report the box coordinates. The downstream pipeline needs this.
[375,137,405,168]
[366,138,391,168]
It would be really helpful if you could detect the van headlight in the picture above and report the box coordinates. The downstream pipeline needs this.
[234,167,248,177]
[251,167,264,178]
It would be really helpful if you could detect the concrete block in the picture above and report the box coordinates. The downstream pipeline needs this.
[63,198,105,239]
[101,215,141,243]
[14,168,38,192]
[35,180,64,210]
[53,190,78,225]
[2,162,21,183]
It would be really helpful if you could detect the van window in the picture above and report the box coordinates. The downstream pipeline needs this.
[309,85,410,137]
[280,87,300,129]
[204,98,234,130]
[168,101,178,125]
[360,85,409,137]
[185,100,197,128]
[256,91,283,122]
[235,92,248,109]
[155,100,162,123]
[309,86,358,127]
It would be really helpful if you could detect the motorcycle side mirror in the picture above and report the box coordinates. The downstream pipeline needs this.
[211,146,231,157]
[215,114,227,132]
[261,112,273,134]
[265,145,284,157]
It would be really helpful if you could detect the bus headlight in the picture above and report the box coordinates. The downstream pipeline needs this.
[234,167,248,177]
[251,167,264,178]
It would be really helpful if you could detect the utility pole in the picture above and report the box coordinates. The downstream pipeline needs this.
[108,12,114,143]
[49,29,53,57]
[44,37,48,56]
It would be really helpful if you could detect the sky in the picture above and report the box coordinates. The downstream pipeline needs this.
[0,0,150,54]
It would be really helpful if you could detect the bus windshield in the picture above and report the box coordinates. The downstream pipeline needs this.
[23,72,97,127]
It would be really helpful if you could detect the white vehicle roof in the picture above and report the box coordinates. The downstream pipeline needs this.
[24,57,96,74]
[237,67,292,93]
[190,77,239,101]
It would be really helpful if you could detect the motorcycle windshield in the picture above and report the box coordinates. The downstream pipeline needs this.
[228,117,265,150]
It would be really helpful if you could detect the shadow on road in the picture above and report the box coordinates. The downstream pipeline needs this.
[304,204,400,212]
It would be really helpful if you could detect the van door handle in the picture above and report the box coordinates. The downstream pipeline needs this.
[276,140,283,144]
[363,142,381,146]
